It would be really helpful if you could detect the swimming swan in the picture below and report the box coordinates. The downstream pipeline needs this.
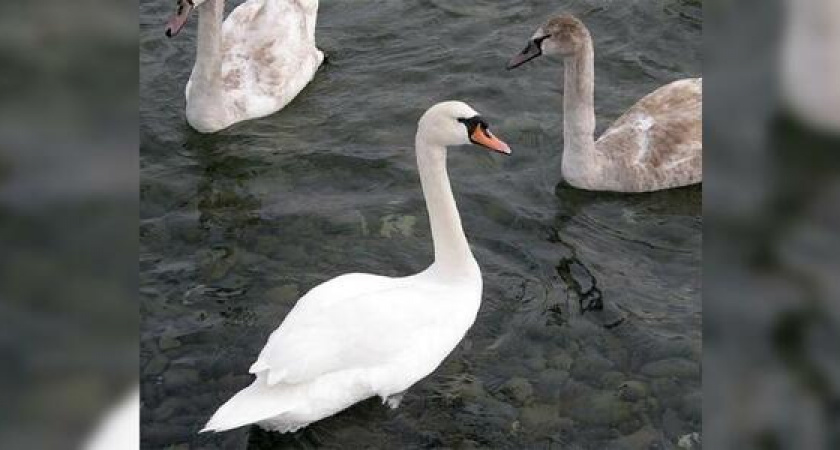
[165,0,323,133]
[508,15,701,192]
[202,101,511,433]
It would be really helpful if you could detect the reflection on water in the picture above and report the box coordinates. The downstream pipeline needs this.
[141,0,701,448]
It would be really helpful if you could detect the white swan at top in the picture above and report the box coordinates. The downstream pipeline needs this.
[165,0,323,133]
[508,15,702,192]
[202,101,511,433]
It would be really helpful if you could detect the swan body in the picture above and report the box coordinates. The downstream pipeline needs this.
[589,78,701,191]
[202,101,511,433]
[509,15,702,192]
[166,0,323,133]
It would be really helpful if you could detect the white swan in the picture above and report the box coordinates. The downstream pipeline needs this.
[508,15,702,192]
[202,101,511,433]
[165,0,323,133]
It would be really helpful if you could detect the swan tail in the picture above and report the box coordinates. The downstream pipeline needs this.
[201,377,297,433]
[248,359,271,374]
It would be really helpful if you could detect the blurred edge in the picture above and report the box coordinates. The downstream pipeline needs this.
[705,0,840,448]
[0,0,138,449]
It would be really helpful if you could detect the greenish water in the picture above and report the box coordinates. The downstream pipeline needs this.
[140,0,701,448]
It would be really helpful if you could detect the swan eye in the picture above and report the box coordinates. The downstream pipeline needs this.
[458,116,510,154]
[458,116,488,137]
[176,0,193,14]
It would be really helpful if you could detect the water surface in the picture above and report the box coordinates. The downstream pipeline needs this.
[140,0,701,448]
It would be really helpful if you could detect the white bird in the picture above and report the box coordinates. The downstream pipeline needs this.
[165,0,323,133]
[508,15,702,192]
[202,101,511,433]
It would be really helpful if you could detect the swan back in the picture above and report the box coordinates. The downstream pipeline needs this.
[595,78,702,191]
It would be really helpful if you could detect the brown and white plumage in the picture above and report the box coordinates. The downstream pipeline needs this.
[594,78,702,191]
[509,15,702,192]
[165,0,323,133]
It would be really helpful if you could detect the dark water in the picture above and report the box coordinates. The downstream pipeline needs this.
[140,0,701,448]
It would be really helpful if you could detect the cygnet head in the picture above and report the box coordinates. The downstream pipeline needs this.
[417,101,511,155]
[165,0,208,38]
[507,15,591,69]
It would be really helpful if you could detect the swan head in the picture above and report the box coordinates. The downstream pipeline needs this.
[417,101,511,155]
[507,15,590,69]
[165,0,208,38]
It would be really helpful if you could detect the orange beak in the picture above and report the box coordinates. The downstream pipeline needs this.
[471,126,511,155]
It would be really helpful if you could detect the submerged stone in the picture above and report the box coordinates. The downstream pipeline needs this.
[570,353,614,380]
[662,408,686,440]
[600,371,625,389]
[640,358,698,379]
[154,397,181,421]
[266,284,299,304]
[678,432,701,449]
[618,380,648,402]
[196,246,238,281]
[519,403,559,432]
[441,374,486,404]
[379,214,417,238]
[159,334,182,351]
[567,390,637,427]
[500,377,534,406]
[455,439,481,450]
[144,353,169,376]
[165,368,200,390]
[609,425,661,450]
[548,353,573,371]
[524,356,547,372]
[680,391,702,423]
[537,368,570,396]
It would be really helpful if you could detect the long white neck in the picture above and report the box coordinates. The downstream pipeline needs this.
[415,136,474,273]
[561,37,599,184]
[192,0,224,97]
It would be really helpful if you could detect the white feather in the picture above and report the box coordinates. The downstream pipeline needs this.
[180,0,323,133]
[202,102,492,434]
